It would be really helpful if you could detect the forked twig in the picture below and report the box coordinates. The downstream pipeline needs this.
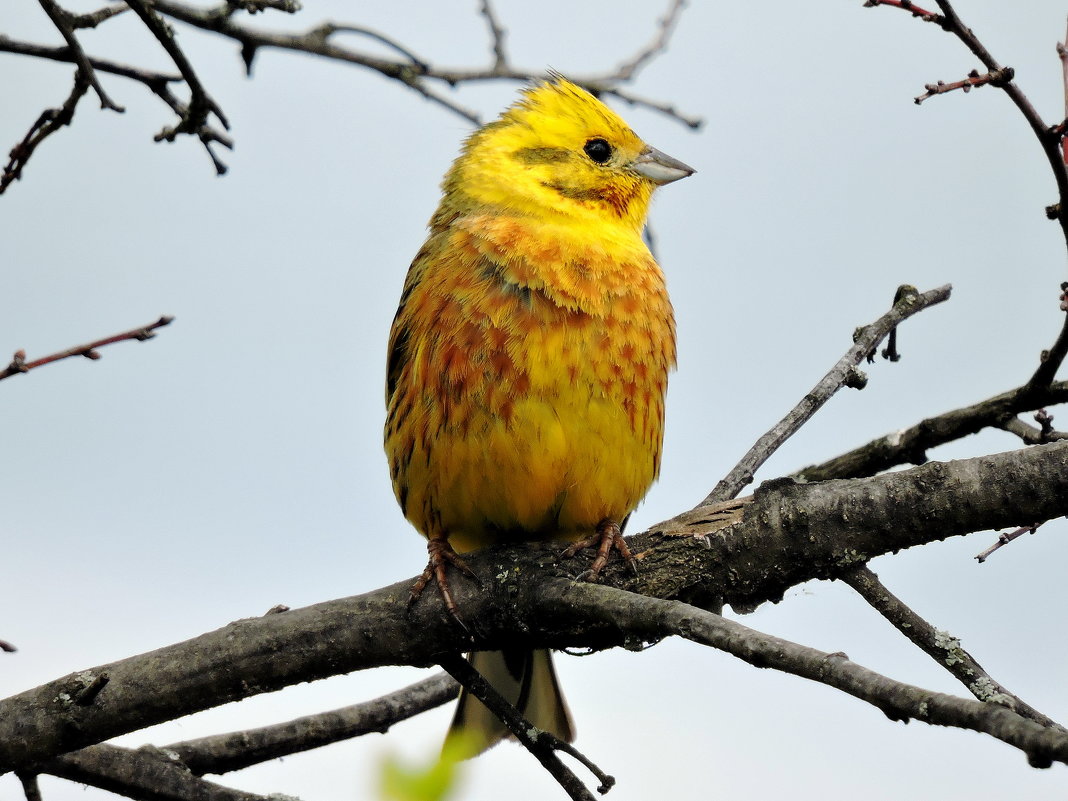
[36,0,124,111]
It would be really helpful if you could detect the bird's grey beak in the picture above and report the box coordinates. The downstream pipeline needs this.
[631,146,695,185]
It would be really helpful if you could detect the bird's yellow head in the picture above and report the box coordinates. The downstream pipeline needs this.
[436,77,693,235]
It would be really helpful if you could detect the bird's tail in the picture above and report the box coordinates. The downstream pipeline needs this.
[445,648,574,758]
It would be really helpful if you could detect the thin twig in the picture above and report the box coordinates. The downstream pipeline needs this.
[841,565,1063,730]
[914,66,1014,104]
[863,0,939,19]
[124,0,232,173]
[0,316,175,382]
[1,72,89,193]
[149,0,701,129]
[314,24,429,71]
[36,0,125,111]
[1024,299,1068,393]
[600,85,703,129]
[3,2,700,184]
[702,284,952,504]
[613,0,687,81]
[68,3,129,29]
[437,653,609,801]
[478,0,508,71]
[0,36,183,86]
[931,0,1068,250]
[974,523,1041,563]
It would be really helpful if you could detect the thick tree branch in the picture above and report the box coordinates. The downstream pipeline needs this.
[3,441,1067,774]
[703,284,951,504]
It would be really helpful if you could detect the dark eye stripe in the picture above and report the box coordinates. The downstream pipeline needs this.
[514,147,571,164]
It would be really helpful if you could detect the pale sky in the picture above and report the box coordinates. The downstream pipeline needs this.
[2,2,1067,799]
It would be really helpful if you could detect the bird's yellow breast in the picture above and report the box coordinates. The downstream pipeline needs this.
[385,214,675,553]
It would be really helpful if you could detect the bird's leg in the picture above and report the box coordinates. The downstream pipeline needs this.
[409,531,476,622]
[561,517,638,581]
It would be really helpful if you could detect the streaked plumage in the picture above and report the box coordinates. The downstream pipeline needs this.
[384,77,692,755]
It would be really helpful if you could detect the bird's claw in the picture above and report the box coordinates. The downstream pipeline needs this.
[561,517,637,581]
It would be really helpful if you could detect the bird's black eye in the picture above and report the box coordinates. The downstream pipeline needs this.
[583,138,612,164]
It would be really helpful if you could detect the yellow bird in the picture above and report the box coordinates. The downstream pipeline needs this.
[384,77,693,755]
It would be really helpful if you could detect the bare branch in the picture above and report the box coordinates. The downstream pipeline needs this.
[974,523,1041,563]
[1,72,89,193]
[478,0,508,71]
[36,0,125,111]
[795,381,1068,482]
[1025,299,1068,392]
[2,2,700,182]
[702,284,952,505]
[0,316,175,383]
[554,583,1068,770]
[600,84,703,129]
[931,0,1068,250]
[164,672,457,775]
[841,565,1063,730]
[0,36,183,86]
[438,654,607,801]
[316,24,429,71]
[4,441,1067,773]
[914,66,1014,105]
[123,0,232,173]
[45,744,276,801]
[863,0,940,20]
[998,411,1068,445]
[68,3,128,29]
[148,0,700,128]
[613,0,687,81]
[0,640,16,653]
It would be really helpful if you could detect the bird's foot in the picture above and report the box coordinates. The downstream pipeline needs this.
[561,517,638,581]
[409,534,476,626]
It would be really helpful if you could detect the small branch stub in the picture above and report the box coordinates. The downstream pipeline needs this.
[975,523,1041,563]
